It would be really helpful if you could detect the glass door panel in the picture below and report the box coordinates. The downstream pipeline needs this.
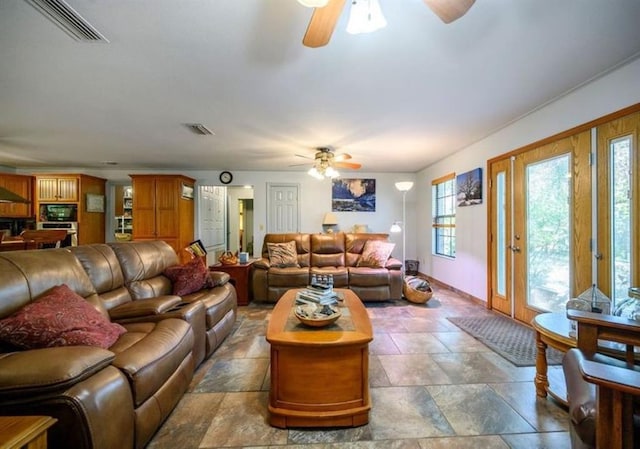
[489,158,511,316]
[512,131,591,325]
[610,135,632,304]
[525,155,571,312]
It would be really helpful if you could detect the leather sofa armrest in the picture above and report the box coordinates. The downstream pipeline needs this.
[252,258,271,270]
[0,346,115,399]
[209,271,231,286]
[386,257,402,270]
[109,296,183,320]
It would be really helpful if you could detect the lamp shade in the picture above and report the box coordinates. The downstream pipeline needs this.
[395,181,414,192]
[323,212,338,225]
[346,0,387,35]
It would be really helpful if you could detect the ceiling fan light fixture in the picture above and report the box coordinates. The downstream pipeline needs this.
[308,166,324,180]
[298,0,330,7]
[325,166,340,178]
[346,0,387,35]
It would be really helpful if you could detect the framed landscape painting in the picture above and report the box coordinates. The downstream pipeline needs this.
[332,178,376,212]
[456,168,482,206]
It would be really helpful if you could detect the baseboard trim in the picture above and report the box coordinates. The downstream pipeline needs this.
[419,273,487,308]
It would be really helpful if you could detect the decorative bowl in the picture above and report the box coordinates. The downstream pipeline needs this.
[295,304,341,328]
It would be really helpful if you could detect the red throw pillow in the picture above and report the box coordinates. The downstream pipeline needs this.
[0,284,126,350]
[163,257,214,296]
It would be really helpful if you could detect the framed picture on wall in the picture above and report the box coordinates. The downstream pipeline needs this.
[181,183,194,199]
[86,193,105,212]
[456,168,482,206]
[331,178,376,212]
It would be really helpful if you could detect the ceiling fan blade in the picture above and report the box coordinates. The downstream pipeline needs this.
[423,0,475,24]
[333,153,352,162]
[334,161,361,169]
[302,0,346,48]
[294,153,314,160]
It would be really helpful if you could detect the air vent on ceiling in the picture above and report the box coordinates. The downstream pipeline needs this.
[25,0,108,42]
[185,123,215,136]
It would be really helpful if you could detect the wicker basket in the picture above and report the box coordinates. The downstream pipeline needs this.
[218,251,238,265]
[403,276,433,304]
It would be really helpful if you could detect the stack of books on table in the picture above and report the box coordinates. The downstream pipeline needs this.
[296,285,339,306]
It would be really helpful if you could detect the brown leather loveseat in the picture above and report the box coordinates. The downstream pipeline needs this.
[72,241,237,366]
[251,232,402,302]
[0,241,237,449]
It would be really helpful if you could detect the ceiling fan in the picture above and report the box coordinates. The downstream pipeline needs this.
[301,0,476,48]
[292,147,362,179]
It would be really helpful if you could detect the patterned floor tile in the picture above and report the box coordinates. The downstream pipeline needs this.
[427,384,535,435]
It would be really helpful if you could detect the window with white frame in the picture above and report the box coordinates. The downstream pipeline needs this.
[432,173,456,257]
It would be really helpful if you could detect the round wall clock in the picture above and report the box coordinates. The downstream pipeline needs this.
[219,171,233,185]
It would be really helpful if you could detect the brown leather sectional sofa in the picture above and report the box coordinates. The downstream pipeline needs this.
[0,240,237,449]
[251,232,402,302]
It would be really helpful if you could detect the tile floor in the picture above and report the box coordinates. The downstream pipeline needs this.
[147,286,570,449]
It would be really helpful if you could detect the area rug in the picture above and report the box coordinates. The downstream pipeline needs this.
[447,315,564,367]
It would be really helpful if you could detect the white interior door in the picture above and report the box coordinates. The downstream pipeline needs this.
[267,183,300,233]
[198,185,226,261]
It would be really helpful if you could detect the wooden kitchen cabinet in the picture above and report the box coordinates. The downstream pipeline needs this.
[36,176,79,202]
[0,173,33,217]
[130,174,195,262]
[34,174,106,245]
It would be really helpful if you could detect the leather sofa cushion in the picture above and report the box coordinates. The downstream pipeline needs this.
[109,240,179,284]
[0,346,115,398]
[349,267,390,286]
[311,233,346,267]
[268,266,310,287]
[110,319,193,407]
[109,296,183,320]
[183,284,236,329]
[0,250,97,319]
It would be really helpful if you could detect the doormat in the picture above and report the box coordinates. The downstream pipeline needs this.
[447,315,565,367]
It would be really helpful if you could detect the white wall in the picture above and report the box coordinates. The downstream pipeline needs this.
[416,57,640,302]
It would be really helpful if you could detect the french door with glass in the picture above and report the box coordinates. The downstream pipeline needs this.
[489,132,592,323]
[596,112,640,303]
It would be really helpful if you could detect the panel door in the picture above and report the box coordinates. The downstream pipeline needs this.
[512,132,591,324]
[131,177,157,239]
[36,178,59,201]
[489,158,512,316]
[56,177,78,201]
[596,112,640,303]
[267,183,299,233]
[154,177,178,240]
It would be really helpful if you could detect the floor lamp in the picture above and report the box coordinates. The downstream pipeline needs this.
[393,181,414,276]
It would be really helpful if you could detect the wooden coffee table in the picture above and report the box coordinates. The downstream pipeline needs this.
[266,288,373,428]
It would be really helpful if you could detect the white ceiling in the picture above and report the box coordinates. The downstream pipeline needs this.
[1,0,640,174]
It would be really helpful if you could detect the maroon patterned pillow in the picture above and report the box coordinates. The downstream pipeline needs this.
[163,257,214,296]
[0,284,126,349]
